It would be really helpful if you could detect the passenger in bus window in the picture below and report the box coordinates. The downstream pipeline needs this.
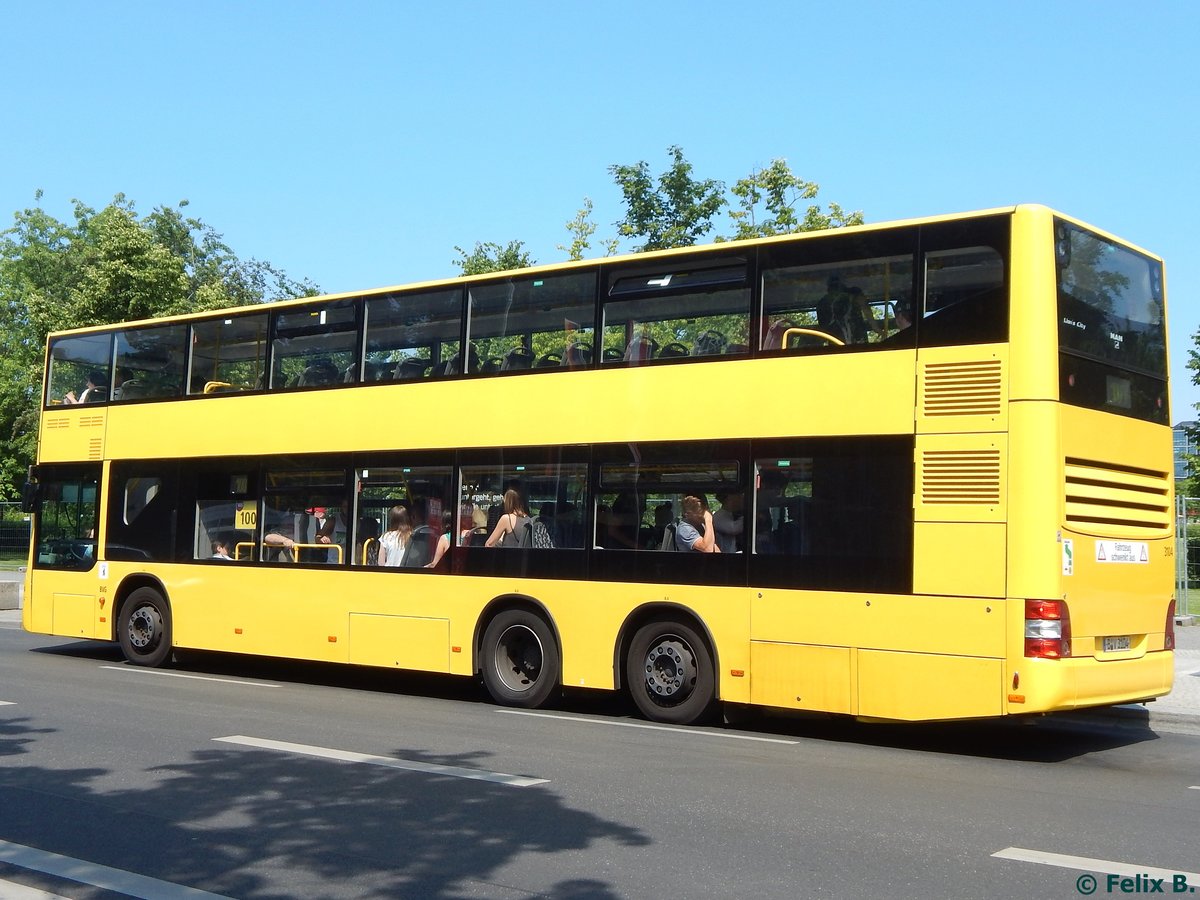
[485,489,531,548]
[426,511,454,569]
[377,505,411,567]
[211,539,233,560]
[712,491,744,554]
[675,495,719,552]
[263,517,299,561]
[607,491,644,550]
[313,501,349,564]
[64,370,108,404]
[817,276,884,344]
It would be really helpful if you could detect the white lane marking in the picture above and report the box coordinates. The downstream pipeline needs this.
[213,735,548,787]
[0,876,71,899]
[100,666,279,687]
[0,839,233,900]
[496,709,800,744]
[0,700,14,706]
[1189,785,1199,790]
[994,847,1200,885]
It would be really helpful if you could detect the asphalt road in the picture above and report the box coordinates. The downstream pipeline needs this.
[1,622,1198,900]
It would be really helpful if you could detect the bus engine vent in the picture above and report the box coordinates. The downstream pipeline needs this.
[922,360,1003,417]
[920,449,1001,505]
[1064,457,1171,537]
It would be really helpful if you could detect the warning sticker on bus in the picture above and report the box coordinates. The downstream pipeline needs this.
[1094,540,1149,564]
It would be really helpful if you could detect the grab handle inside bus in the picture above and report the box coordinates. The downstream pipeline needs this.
[779,327,844,349]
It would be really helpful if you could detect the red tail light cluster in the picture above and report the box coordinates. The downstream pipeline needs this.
[1025,599,1071,658]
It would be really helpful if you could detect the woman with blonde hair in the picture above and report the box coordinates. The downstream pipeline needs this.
[378,505,412,567]
[485,489,530,548]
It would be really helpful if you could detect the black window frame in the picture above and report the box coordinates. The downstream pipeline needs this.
[599,253,752,368]
[588,440,750,586]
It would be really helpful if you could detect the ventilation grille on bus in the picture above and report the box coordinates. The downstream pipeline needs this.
[88,438,103,460]
[45,417,70,430]
[922,360,1003,417]
[78,415,105,428]
[1064,457,1171,536]
[921,449,1002,505]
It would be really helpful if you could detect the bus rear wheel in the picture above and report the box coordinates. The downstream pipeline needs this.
[480,609,560,709]
[627,618,716,725]
[118,587,173,668]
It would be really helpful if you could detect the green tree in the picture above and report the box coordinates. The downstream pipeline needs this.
[557,198,618,261]
[0,194,317,499]
[726,158,864,240]
[609,147,862,251]
[451,240,534,276]
[609,145,727,251]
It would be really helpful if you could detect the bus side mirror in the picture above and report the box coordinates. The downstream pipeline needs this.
[21,480,40,514]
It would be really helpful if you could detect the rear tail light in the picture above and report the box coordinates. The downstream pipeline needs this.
[1165,599,1176,651]
[1025,599,1071,658]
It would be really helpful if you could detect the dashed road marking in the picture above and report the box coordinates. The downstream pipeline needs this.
[0,840,232,899]
[100,665,279,687]
[213,735,548,786]
[496,708,801,744]
[993,846,1198,886]
[0,876,72,899]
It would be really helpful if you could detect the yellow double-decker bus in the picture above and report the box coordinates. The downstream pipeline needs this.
[20,204,1176,724]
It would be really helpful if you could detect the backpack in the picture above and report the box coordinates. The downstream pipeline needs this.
[519,517,555,550]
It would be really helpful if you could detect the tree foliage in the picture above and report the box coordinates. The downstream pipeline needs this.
[609,146,727,252]
[0,194,318,498]
[451,240,535,276]
[610,147,862,252]
[557,198,619,262]
[726,159,864,240]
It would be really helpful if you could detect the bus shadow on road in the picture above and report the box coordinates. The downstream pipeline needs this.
[711,706,1162,762]
[25,638,1164,763]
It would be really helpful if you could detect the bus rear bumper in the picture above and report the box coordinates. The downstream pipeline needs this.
[1012,651,1174,714]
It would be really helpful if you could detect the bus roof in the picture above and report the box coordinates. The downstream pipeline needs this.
[43,203,1158,340]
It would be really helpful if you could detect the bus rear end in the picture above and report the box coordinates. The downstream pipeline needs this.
[1009,211,1174,714]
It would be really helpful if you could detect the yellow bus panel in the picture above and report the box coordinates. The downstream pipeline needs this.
[750,642,853,714]
[858,650,1002,720]
[349,614,451,673]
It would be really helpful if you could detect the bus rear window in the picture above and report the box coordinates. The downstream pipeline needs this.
[1056,220,1165,378]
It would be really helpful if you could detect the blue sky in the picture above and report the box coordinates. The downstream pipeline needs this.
[4,1,1198,417]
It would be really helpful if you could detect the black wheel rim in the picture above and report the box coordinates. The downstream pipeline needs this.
[128,604,163,653]
[642,634,697,707]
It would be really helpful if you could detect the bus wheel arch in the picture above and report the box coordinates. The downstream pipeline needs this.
[114,576,173,668]
[476,595,562,710]
[618,604,719,725]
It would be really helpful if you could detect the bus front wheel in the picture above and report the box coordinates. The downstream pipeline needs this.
[118,587,173,668]
[627,618,716,725]
[480,609,560,709]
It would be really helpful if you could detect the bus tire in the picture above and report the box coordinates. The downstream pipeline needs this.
[480,609,560,709]
[627,618,716,725]
[118,587,173,668]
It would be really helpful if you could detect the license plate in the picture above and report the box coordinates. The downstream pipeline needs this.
[1103,635,1132,653]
